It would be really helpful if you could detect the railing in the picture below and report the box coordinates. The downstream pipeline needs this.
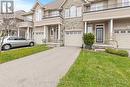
[43,13,62,19]
[24,18,32,22]
[85,2,130,12]
[18,21,33,27]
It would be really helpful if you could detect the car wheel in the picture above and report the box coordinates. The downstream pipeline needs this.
[3,44,11,50]
[29,42,34,46]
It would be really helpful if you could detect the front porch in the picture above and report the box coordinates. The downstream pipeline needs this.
[43,24,63,47]
[84,19,114,45]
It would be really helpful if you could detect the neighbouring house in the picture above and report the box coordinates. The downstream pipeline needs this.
[2,0,130,49]
[0,10,33,40]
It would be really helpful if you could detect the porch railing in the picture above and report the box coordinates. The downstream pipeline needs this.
[84,2,130,13]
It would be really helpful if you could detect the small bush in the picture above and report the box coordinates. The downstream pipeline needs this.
[83,33,95,49]
[105,48,128,57]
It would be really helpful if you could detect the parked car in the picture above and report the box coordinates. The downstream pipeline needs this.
[0,36,35,50]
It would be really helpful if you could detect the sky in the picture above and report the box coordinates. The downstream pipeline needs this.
[14,0,54,11]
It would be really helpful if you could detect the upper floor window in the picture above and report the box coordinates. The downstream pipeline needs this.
[35,9,42,21]
[65,6,82,18]
[65,9,70,18]
[50,11,59,16]
[70,6,76,17]
[77,7,82,17]
[90,2,104,11]
[122,0,130,6]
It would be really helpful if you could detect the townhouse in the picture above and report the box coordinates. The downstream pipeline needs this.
[3,0,130,49]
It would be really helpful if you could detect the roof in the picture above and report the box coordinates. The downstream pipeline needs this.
[22,11,33,16]
[43,0,65,10]
[0,10,25,20]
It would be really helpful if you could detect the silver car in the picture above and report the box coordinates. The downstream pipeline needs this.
[0,36,35,50]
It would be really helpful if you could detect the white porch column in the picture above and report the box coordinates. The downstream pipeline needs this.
[58,24,61,40]
[85,21,87,33]
[18,27,20,37]
[27,27,30,39]
[43,26,46,40]
[110,19,113,40]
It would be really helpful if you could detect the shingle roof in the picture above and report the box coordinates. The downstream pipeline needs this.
[43,0,65,10]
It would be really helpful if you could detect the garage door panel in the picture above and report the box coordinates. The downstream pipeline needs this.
[65,31,83,47]
[115,31,130,49]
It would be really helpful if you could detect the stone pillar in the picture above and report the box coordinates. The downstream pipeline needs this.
[58,24,61,40]
[110,19,113,40]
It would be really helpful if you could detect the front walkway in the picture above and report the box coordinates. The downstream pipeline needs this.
[0,47,80,87]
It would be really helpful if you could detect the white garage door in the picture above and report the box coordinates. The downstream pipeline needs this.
[34,32,44,44]
[65,31,83,47]
[115,30,130,49]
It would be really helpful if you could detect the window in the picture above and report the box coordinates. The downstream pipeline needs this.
[77,7,82,17]
[91,2,104,11]
[87,27,93,33]
[128,30,130,33]
[50,11,59,16]
[122,0,130,6]
[70,6,76,17]
[121,30,126,33]
[65,9,70,18]
[35,9,42,21]
[114,30,119,33]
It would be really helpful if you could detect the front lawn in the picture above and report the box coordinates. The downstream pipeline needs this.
[0,45,48,63]
[58,50,130,87]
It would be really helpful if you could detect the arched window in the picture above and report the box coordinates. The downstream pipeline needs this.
[70,6,76,17]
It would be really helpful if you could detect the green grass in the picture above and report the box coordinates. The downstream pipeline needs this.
[58,50,130,87]
[0,45,48,63]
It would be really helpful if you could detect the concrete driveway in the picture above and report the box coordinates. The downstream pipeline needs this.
[0,47,80,87]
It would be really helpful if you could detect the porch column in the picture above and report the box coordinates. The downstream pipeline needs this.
[58,24,61,40]
[43,26,46,39]
[18,27,20,37]
[85,21,87,33]
[27,27,30,39]
[110,19,113,40]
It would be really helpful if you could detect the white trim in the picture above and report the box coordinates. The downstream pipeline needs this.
[110,19,113,40]
[85,22,87,33]
[58,24,61,40]
[95,23,105,43]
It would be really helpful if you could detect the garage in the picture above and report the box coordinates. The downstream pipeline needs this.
[65,31,83,47]
[34,31,44,44]
[115,30,130,49]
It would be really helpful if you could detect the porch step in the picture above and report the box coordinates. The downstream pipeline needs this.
[93,44,114,49]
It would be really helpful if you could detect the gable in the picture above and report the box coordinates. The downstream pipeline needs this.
[32,1,43,10]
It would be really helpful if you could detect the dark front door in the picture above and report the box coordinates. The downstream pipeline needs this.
[96,28,103,43]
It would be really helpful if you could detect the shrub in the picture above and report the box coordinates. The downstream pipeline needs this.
[83,33,95,49]
[105,48,128,57]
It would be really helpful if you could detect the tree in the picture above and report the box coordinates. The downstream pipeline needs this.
[0,0,15,52]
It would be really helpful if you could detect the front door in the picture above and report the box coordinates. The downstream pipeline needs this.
[49,28,58,42]
[96,28,103,43]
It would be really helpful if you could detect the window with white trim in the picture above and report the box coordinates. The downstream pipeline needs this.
[77,7,82,17]
[65,9,70,18]
[70,6,76,17]
[87,27,93,33]
[90,2,104,11]
[35,9,42,21]
[122,0,130,6]
[50,11,59,16]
